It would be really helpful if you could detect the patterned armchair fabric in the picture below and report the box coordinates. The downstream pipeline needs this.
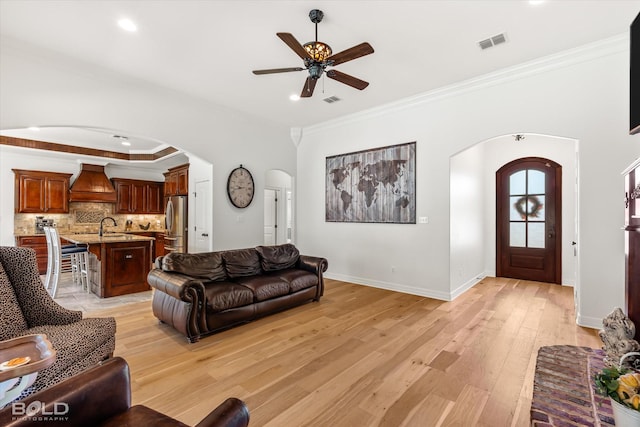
[0,246,116,399]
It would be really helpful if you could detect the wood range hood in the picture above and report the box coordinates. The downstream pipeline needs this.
[68,164,117,203]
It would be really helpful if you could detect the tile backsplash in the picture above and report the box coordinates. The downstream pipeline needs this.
[14,202,165,235]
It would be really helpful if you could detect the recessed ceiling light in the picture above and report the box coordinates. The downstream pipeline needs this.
[112,134,130,146]
[117,18,137,32]
[289,94,300,101]
[529,0,545,5]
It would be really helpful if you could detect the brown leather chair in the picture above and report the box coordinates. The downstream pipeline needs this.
[0,357,249,427]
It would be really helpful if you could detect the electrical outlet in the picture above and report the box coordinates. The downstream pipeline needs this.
[391,266,396,273]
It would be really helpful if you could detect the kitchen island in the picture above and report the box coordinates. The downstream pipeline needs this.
[61,233,154,298]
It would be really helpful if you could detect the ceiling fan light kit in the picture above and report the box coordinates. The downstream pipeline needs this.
[252,9,374,98]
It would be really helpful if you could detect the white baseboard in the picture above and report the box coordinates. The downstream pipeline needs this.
[324,272,452,301]
[450,274,486,300]
[576,313,602,331]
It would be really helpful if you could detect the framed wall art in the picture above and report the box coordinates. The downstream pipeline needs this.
[326,141,416,223]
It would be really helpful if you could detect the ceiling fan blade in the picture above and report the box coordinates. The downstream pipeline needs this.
[326,42,374,66]
[277,32,312,61]
[326,70,369,90]
[252,67,304,75]
[300,77,317,98]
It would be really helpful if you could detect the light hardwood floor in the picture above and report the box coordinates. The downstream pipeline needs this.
[86,277,601,427]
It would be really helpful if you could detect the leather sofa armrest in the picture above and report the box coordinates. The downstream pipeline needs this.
[297,255,329,275]
[194,397,250,427]
[147,268,205,301]
[0,357,131,427]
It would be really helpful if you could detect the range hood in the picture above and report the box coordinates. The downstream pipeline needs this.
[68,164,117,203]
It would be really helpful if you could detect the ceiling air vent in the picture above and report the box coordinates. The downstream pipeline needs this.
[478,32,507,50]
[323,96,341,103]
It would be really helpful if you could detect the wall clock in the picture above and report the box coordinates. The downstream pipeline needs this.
[227,165,255,208]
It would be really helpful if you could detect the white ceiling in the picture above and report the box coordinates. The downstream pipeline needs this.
[1,0,639,150]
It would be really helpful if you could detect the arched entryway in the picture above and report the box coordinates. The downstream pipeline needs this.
[496,157,562,284]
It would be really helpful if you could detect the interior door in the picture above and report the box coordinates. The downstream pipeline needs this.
[496,157,562,284]
[264,189,277,245]
[194,180,211,252]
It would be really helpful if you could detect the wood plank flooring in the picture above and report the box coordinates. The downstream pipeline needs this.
[86,277,601,427]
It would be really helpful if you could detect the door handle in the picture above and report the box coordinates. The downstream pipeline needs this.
[201,233,209,237]
[125,254,133,259]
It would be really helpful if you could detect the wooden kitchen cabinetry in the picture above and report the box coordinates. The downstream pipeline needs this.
[15,235,48,274]
[112,178,163,214]
[130,231,164,260]
[13,169,72,213]
[624,158,640,339]
[164,164,189,197]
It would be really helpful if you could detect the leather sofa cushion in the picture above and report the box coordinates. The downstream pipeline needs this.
[255,244,299,271]
[162,252,227,281]
[222,249,262,278]
[204,282,254,313]
[277,269,318,293]
[234,275,290,302]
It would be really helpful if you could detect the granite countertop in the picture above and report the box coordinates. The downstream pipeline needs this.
[61,233,155,244]
[15,230,166,237]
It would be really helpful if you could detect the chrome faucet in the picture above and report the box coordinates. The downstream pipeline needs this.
[99,217,117,236]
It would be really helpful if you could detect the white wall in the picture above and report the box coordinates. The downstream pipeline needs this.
[297,35,640,327]
[0,39,296,250]
[450,142,485,297]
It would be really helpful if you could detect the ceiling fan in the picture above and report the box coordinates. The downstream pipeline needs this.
[252,9,374,98]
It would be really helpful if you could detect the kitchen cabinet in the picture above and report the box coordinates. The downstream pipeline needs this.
[13,169,72,213]
[112,178,164,214]
[130,231,164,260]
[164,164,189,197]
[15,235,48,274]
[624,158,640,339]
[63,234,153,298]
[154,233,165,258]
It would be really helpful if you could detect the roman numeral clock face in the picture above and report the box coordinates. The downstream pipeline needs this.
[227,166,255,208]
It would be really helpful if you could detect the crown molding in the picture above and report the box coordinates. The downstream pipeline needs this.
[302,33,628,137]
[0,135,179,162]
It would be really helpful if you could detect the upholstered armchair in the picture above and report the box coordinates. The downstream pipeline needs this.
[0,357,250,427]
[0,246,116,399]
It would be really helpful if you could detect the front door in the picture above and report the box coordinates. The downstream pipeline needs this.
[496,157,562,284]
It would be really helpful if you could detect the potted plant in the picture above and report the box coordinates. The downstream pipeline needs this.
[595,352,640,426]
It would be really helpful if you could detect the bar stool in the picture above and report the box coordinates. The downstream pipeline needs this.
[43,227,89,297]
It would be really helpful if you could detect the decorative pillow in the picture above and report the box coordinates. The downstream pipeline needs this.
[255,244,299,272]
[162,252,227,281]
[222,249,262,278]
[0,260,28,340]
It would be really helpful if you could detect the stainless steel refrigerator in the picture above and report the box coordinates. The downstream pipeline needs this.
[165,195,187,253]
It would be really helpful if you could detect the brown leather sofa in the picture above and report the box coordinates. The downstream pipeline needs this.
[0,356,249,427]
[147,244,328,342]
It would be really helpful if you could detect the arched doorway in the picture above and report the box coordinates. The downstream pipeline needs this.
[496,157,562,284]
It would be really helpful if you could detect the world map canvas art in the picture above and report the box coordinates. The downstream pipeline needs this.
[326,142,416,223]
